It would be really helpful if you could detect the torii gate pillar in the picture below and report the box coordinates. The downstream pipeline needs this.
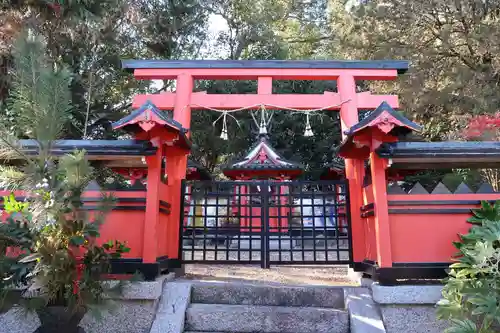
[337,75,366,265]
[173,74,193,179]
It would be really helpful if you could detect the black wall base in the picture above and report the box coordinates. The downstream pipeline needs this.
[352,260,449,285]
[110,257,181,281]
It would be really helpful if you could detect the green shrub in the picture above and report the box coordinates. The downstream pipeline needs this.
[437,201,500,333]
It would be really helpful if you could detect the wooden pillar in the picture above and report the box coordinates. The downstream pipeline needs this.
[258,77,273,94]
[174,73,193,131]
[240,182,249,231]
[164,74,193,261]
[165,147,185,259]
[369,152,392,267]
[143,139,162,263]
[279,180,288,232]
[337,75,366,263]
[173,73,193,181]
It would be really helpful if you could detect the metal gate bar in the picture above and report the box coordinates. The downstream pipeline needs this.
[180,180,352,267]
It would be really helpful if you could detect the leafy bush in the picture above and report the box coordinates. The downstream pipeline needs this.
[0,194,35,313]
[437,201,500,333]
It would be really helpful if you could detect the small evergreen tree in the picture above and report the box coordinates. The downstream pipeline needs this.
[0,32,130,324]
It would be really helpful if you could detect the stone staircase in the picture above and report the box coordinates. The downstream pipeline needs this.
[183,281,349,333]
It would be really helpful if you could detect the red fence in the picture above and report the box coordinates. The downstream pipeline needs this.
[356,182,500,283]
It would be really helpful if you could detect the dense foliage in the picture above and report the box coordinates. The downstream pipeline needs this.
[0,194,33,312]
[437,201,500,333]
[0,32,131,316]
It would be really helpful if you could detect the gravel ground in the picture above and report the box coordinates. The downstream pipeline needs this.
[182,263,356,286]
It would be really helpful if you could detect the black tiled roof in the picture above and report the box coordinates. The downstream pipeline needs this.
[377,141,500,169]
[12,139,157,157]
[122,60,410,74]
[112,100,187,133]
[345,101,421,136]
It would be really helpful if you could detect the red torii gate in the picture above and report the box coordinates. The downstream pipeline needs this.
[122,59,408,267]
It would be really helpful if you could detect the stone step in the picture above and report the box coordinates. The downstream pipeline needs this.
[191,281,345,308]
[185,303,349,333]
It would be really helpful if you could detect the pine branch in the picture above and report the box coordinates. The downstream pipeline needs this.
[0,165,26,190]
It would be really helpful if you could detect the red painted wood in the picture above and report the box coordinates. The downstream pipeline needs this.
[258,77,273,94]
[133,68,399,80]
[164,147,187,259]
[386,194,500,263]
[143,140,162,263]
[133,91,399,110]
[370,153,392,267]
[337,75,366,265]
[173,73,193,131]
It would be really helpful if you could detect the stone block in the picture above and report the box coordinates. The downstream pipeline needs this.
[380,305,449,333]
[149,281,192,333]
[185,303,349,333]
[103,274,171,300]
[0,307,39,333]
[0,275,172,333]
[191,281,345,308]
[81,299,157,333]
[344,288,386,333]
[372,284,443,304]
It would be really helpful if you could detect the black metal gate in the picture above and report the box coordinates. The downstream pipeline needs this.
[179,180,352,268]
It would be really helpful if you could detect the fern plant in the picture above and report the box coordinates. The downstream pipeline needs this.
[437,201,500,333]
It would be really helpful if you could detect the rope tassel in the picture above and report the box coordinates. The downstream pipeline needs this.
[259,105,268,135]
[304,113,314,137]
[220,112,229,140]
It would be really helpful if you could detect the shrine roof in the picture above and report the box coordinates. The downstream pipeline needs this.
[377,141,500,169]
[122,60,409,74]
[223,134,303,173]
[112,100,187,133]
[9,140,156,159]
[345,101,421,137]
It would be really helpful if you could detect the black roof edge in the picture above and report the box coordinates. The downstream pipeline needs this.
[13,139,157,157]
[377,141,500,159]
[347,101,421,135]
[121,59,410,74]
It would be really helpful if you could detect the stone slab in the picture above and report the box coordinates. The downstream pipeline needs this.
[372,284,443,304]
[344,288,386,333]
[104,274,172,300]
[0,307,39,333]
[185,303,349,333]
[380,305,449,333]
[0,275,175,333]
[0,301,158,333]
[81,299,157,333]
[191,281,345,308]
[149,281,192,333]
